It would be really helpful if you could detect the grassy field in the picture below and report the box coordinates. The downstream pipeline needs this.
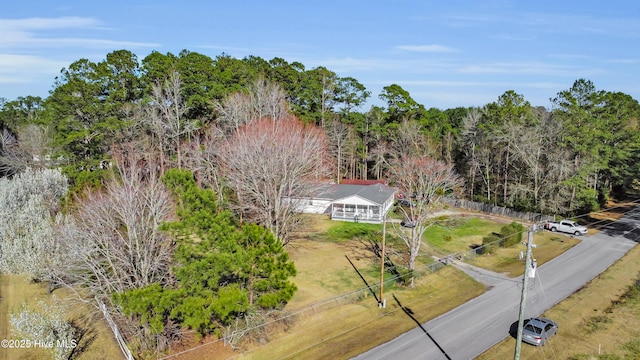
[238,266,484,360]
[469,230,582,277]
[0,210,596,360]
[0,275,123,360]
[477,243,640,359]
[284,214,509,310]
[476,201,640,359]
[215,213,582,360]
[423,215,507,255]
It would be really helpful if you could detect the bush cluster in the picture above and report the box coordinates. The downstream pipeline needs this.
[480,221,525,254]
[10,296,78,360]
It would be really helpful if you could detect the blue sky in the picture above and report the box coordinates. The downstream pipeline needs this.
[2,1,640,110]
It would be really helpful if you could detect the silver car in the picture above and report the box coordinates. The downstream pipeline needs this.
[522,317,558,346]
[400,219,416,228]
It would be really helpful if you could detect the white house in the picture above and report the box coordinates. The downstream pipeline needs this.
[294,183,397,224]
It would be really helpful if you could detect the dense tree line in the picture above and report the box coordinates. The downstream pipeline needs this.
[1,48,639,356]
[3,50,635,214]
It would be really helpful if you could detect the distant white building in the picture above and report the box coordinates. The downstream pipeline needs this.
[293,183,397,224]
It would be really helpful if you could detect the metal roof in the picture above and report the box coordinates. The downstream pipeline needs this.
[316,183,396,205]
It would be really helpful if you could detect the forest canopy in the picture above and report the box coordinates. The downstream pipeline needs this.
[2,49,637,215]
[1,48,640,356]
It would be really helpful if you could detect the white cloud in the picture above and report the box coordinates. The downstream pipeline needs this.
[302,56,459,75]
[0,16,158,97]
[0,54,66,72]
[314,57,400,72]
[0,16,101,30]
[14,37,158,49]
[418,90,495,108]
[607,58,639,65]
[0,54,67,88]
[391,80,504,87]
[369,79,564,90]
[396,45,457,53]
[198,44,255,54]
[457,61,599,76]
[0,16,158,49]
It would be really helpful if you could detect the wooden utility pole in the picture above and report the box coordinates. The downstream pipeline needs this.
[514,224,536,360]
[379,215,387,308]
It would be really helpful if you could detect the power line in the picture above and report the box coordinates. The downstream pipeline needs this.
[160,201,640,359]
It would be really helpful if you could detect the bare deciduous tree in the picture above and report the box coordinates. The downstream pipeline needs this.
[215,78,289,134]
[18,125,56,166]
[249,78,290,121]
[215,91,253,134]
[58,150,174,302]
[0,125,57,174]
[0,128,23,174]
[145,71,199,170]
[325,117,350,182]
[389,156,463,286]
[388,120,433,161]
[184,124,227,204]
[460,106,577,213]
[0,168,68,286]
[460,107,493,201]
[220,116,331,244]
[369,139,389,180]
[534,114,577,214]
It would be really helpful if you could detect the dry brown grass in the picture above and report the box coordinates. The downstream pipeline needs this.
[238,266,484,360]
[0,275,51,360]
[220,214,489,360]
[284,239,372,308]
[476,243,640,359]
[0,275,123,360]
[217,213,585,360]
[583,200,639,235]
[469,231,582,277]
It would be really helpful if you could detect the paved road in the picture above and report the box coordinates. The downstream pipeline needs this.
[353,207,640,360]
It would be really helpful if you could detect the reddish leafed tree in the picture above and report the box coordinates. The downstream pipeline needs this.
[220,116,331,244]
[389,156,463,286]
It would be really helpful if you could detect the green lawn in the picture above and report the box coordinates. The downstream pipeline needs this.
[468,230,581,277]
[174,205,626,360]
[236,213,506,359]
[422,216,506,255]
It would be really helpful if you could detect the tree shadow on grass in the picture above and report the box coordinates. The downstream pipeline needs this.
[67,316,98,359]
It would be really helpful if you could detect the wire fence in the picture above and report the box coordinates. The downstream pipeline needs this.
[97,298,135,360]
[267,260,447,324]
[444,198,556,223]
[164,259,451,357]
[218,207,536,349]
[164,202,566,357]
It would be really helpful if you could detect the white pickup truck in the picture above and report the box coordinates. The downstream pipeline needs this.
[543,220,588,236]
